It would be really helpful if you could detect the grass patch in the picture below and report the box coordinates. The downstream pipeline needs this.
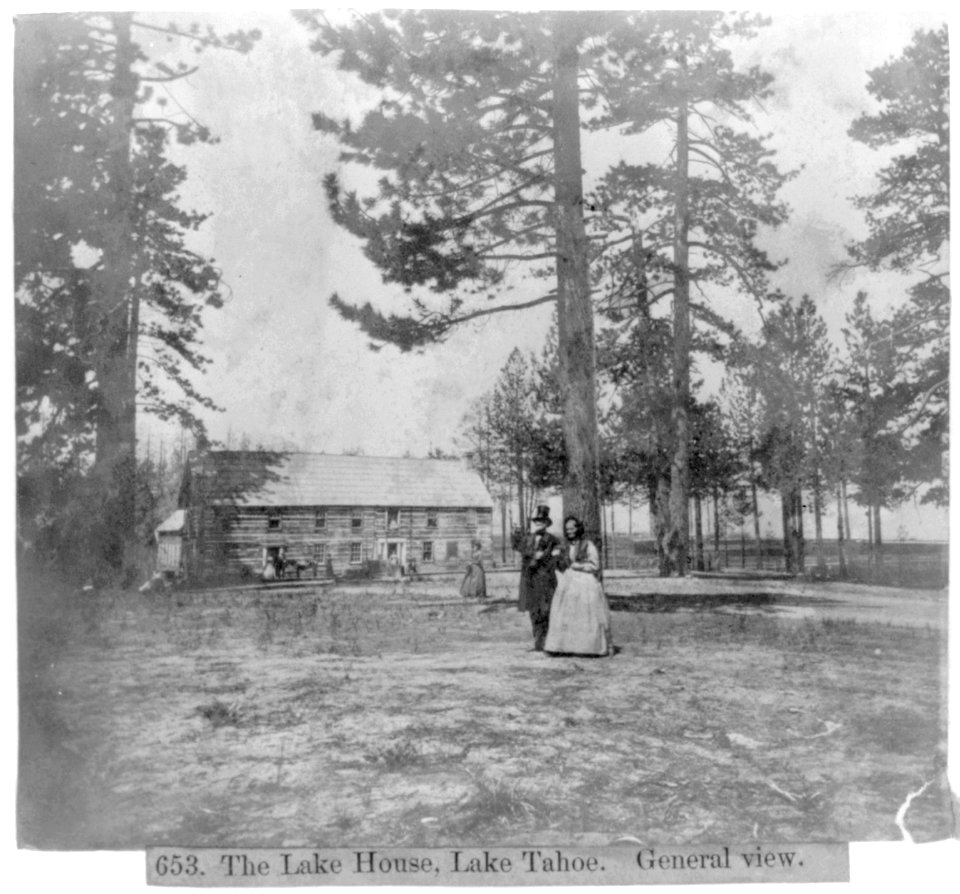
[363,737,425,770]
[196,700,243,728]
[453,773,553,833]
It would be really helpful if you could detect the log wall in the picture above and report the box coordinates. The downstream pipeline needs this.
[185,504,493,582]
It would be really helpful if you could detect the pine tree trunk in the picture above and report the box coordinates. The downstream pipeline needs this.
[647,479,658,545]
[598,497,605,567]
[794,488,806,573]
[92,12,139,575]
[552,14,601,546]
[813,469,825,570]
[836,485,847,579]
[873,500,882,573]
[751,473,762,569]
[667,85,691,577]
[841,477,851,541]
[609,500,617,570]
[515,461,525,533]
[500,498,507,564]
[712,486,721,557]
[655,474,672,577]
[694,493,704,571]
[781,490,793,573]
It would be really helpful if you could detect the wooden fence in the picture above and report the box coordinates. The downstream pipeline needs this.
[490,535,948,589]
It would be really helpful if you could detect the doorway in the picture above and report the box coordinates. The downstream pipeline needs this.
[377,539,407,573]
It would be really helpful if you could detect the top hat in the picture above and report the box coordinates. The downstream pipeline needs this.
[531,505,552,524]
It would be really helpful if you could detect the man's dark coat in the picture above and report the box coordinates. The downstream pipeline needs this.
[515,529,563,613]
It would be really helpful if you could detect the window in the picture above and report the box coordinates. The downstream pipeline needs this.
[351,509,363,529]
[422,541,434,562]
[446,541,459,560]
[349,542,362,564]
[267,509,282,530]
[386,507,400,529]
[315,509,326,529]
[314,543,326,564]
[426,508,438,528]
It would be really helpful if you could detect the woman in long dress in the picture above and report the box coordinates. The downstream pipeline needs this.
[459,540,487,599]
[544,515,613,657]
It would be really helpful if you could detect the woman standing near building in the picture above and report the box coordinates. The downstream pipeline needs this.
[544,515,613,657]
[459,540,487,600]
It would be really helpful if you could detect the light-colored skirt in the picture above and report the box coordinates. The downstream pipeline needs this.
[544,569,612,656]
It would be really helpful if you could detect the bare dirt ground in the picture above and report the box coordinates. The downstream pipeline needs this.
[18,570,954,850]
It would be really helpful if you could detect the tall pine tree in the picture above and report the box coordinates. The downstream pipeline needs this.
[748,296,835,573]
[840,25,949,505]
[297,10,674,544]
[15,13,259,574]
[590,12,794,573]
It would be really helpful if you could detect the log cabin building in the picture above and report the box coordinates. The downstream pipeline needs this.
[178,451,493,583]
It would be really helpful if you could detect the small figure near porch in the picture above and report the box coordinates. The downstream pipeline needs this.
[388,552,401,579]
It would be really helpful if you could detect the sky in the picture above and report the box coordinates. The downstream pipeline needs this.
[137,7,554,458]
[129,8,942,449]
[118,7,950,538]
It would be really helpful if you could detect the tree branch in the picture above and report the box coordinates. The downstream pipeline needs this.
[445,293,558,326]
[481,251,556,262]
[892,378,948,435]
[140,67,200,83]
[130,19,252,51]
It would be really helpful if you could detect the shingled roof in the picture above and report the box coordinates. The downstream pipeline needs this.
[188,451,493,509]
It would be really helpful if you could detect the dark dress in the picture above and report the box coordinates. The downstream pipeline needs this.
[459,547,487,599]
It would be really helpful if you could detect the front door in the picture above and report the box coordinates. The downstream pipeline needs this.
[377,539,406,569]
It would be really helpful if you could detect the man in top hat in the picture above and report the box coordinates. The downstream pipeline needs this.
[512,505,562,652]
